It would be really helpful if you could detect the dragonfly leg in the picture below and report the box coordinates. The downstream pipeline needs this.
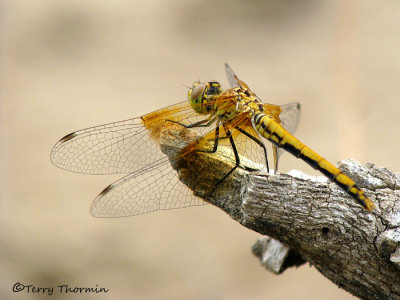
[272,145,279,174]
[209,125,241,196]
[198,124,220,153]
[167,115,222,153]
[235,126,270,173]
[166,115,216,128]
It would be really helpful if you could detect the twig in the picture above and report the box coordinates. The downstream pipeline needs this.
[160,124,400,300]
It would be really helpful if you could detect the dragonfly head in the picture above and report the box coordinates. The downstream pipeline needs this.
[188,81,222,115]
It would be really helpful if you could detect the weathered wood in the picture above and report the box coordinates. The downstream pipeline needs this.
[160,124,400,300]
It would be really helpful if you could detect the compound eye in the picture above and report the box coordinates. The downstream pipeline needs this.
[190,83,206,101]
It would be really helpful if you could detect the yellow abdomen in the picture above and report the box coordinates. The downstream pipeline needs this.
[253,112,374,211]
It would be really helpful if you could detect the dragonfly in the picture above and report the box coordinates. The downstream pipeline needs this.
[51,64,374,217]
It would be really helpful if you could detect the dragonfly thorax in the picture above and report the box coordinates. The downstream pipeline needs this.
[236,96,264,116]
[215,86,264,123]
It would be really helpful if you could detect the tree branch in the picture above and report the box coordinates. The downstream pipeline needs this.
[159,124,400,300]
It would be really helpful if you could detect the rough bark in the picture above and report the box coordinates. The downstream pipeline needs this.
[160,124,400,300]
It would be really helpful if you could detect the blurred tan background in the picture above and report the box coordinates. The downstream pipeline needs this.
[1,0,400,299]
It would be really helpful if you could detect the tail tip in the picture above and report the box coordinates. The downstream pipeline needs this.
[364,199,375,212]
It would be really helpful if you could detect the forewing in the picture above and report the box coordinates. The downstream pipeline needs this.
[90,158,205,217]
[50,101,204,175]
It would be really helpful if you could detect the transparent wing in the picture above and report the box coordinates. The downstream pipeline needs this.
[50,101,206,175]
[225,63,240,88]
[51,100,213,217]
[279,102,301,135]
[269,102,301,172]
[224,63,251,90]
[90,157,205,217]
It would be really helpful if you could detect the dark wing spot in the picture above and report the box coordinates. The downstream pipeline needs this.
[99,184,114,197]
[60,132,77,143]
